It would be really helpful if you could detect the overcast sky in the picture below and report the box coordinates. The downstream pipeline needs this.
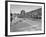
[10,4,42,14]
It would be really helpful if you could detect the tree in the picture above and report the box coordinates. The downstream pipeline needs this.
[10,13,13,22]
[21,10,25,15]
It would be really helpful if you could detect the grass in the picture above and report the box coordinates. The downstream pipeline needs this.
[10,17,42,32]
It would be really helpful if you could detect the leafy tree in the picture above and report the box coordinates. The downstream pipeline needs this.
[21,10,25,15]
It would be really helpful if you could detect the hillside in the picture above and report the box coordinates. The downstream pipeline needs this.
[17,8,42,19]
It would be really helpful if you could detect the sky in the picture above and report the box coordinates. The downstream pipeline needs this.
[10,4,42,14]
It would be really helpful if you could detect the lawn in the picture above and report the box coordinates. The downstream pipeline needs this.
[10,18,42,32]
